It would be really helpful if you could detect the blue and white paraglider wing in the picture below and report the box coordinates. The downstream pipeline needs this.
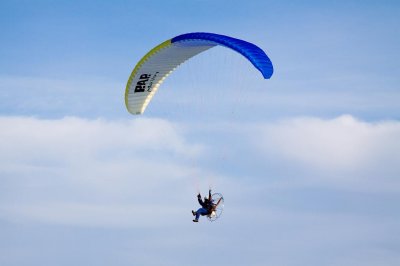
[125,32,274,115]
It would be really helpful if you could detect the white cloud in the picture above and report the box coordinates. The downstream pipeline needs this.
[1,115,400,228]
[0,116,203,161]
[253,115,400,190]
[256,115,400,169]
[0,116,207,226]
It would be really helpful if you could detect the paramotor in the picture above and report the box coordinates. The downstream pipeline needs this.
[207,192,224,222]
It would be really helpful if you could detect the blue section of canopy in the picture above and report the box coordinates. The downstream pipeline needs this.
[171,32,274,79]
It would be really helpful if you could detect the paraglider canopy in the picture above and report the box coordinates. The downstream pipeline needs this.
[125,32,274,115]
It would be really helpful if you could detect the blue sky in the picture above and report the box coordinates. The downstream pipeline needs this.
[1,1,400,266]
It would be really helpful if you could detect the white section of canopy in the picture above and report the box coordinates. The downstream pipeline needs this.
[126,41,216,114]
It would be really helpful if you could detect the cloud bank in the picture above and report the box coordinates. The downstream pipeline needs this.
[1,115,399,228]
[253,115,400,191]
